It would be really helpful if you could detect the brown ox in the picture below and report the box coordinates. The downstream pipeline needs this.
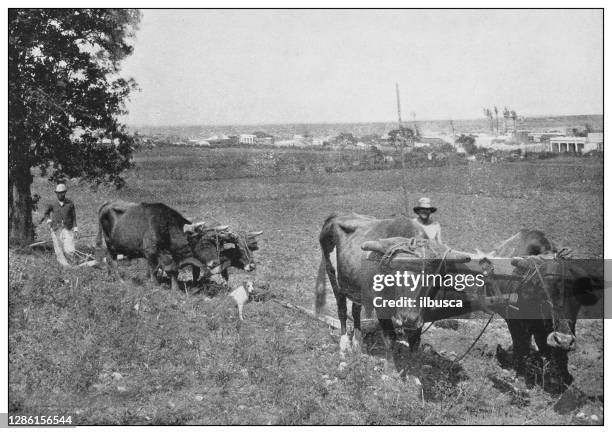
[314,213,471,361]
[97,200,262,291]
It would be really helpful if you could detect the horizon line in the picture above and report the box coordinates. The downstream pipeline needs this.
[127,113,603,130]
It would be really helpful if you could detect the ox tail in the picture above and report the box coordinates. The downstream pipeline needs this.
[315,214,340,314]
[96,201,112,249]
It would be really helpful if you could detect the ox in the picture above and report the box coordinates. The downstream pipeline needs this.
[96,200,262,291]
[314,213,471,362]
[369,229,602,392]
[485,230,600,390]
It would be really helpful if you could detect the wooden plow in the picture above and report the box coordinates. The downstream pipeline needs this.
[271,299,379,333]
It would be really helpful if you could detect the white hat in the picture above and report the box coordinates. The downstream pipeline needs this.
[55,184,67,193]
[414,197,437,213]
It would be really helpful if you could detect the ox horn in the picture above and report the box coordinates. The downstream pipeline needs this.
[206,225,228,232]
[361,240,384,253]
[387,252,471,265]
[511,257,531,269]
[178,257,205,269]
[183,221,207,232]
[475,248,496,259]
[248,231,263,237]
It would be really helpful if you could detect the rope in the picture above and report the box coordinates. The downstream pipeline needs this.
[450,312,496,368]
[421,321,436,334]
[378,238,424,269]
[377,237,447,270]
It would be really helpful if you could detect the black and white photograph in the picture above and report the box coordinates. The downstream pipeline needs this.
[5,6,607,427]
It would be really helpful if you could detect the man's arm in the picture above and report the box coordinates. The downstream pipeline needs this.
[38,203,53,225]
[435,224,442,244]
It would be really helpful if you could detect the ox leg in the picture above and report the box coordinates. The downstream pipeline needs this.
[192,266,201,283]
[169,273,180,292]
[531,322,573,392]
[221,268,229,282]
[145,254,159,285]
[335,292,351,357]
[532,320,552,359]
[547,348,573,392]
[379,318,398,365]
[105,250,124,283]
[351,302,362,354]
[406,328,422,352]
[504,319,532,379]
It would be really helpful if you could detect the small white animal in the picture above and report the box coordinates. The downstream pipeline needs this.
[229,281,254,320]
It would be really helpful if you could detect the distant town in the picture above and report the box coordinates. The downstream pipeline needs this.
[131,113,603,160]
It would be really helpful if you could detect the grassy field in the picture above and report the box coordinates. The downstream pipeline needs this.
[9,146,604,424]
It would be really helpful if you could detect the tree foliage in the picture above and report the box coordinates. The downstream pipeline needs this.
[9,9,141,244]
[456,134,477,155]
[388,126,416,145]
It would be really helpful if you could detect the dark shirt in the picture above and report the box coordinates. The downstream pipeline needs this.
[42,198,77,231]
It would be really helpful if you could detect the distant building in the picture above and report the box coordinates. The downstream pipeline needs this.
[188,139,210,146]
[587,133,604,151]
[547,135,602,153]
[275,139,301,147]
[312,136,330,146]
[205,134,230,142]
[239,134,256,145]
[255,137,274,146]
[418,137,449,147]
[515,130,530,143]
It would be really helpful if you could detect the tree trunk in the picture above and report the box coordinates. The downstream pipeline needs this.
[9,165,35,246]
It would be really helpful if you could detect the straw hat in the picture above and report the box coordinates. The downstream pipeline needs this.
[55,183,67,193]
[413,197,437,213]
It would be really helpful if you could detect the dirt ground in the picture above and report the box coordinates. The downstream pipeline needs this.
[9,147,603,425]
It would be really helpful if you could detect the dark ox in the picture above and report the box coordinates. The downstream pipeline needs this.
[314,213,471,361]
[96,201,261,291]
[418,229,601,391]
[489,230,600,390]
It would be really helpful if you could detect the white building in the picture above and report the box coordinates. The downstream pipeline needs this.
[312,136,330,146]
[239,134,256,145]
[188,139,210,146]
[548,134,602,153]
[587,133,604,151]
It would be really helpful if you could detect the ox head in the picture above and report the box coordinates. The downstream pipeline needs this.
[185,225,262,274]
[361,236,471,330]
[218,230,262,272]
[511,257,600,351]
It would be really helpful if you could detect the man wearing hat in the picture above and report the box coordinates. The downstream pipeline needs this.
[412,197,442,244]
[39,183,79,262]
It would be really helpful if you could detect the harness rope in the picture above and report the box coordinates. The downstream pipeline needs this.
[378,238,430,270]
[450,312,496,368]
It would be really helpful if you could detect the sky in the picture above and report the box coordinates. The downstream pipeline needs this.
[119,9,603,126]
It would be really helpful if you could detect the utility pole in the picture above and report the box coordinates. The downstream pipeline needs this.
[396,82,403,126]
[396,83,410,215]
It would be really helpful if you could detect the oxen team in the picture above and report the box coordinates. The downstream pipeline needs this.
[96,200,261,291]
[94,201,602,393]
[314,212,602,392]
